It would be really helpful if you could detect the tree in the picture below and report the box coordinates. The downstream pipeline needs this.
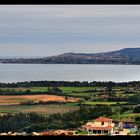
[47,87,52,92]
[106,84,113,97]
[0,89,3,94]
[120,106,131,114]
[65,96,68,101]
[25,89,31,94]
[52,86,62,93]
[134,106,140,113]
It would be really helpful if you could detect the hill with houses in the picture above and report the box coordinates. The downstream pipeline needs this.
[0,48,140,64]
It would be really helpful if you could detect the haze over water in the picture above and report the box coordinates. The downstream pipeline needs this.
[0,64,140,83]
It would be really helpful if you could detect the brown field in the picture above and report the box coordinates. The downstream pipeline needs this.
[0,95,80,114]
[0,94,80,105]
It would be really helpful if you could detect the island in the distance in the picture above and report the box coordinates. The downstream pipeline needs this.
[0,47,140,64]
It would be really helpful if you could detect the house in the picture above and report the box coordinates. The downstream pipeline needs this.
[82,117,115,135]
[122,119,135,129]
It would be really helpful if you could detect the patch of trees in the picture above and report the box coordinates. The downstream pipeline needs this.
[135,116,140,130]
[0,106,113,133]
[0,112,46,133]
[48,86,62,93]
[133,106,140,113]
[123,88,135,94]
[128,93,140,104]
[107,97,128,102]
[20,100,77,106]
[75,129,88,135]
[120,106,133,114]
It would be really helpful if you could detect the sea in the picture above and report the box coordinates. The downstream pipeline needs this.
[0,64,140,83]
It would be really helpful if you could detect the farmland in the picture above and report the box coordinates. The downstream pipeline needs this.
[0,94,80,114]
[0,86,138,98]
[0,94,80,105]
[0,85,139,104]
[0,83,140,116]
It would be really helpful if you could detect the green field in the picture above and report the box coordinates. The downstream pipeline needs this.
[0,86,97,93]
[59,87,97,92]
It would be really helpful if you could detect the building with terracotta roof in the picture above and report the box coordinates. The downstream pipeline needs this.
[82,116,115,135]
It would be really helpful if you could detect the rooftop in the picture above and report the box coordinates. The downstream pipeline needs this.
[95,117,112,122]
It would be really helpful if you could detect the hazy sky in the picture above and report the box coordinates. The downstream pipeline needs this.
[0,5,140,57]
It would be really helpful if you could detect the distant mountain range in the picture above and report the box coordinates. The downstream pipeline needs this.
[0,48,140,64]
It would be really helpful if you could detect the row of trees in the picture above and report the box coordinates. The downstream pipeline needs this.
[0,80,140,88]
[0,89,33,95]
[0,86,63,95]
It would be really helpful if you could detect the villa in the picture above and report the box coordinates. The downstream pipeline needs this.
[82,117,115,135]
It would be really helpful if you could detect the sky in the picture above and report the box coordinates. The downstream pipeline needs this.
[0,5,140,57]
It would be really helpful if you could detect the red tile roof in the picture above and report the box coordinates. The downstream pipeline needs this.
[95,117,112,122]
[83,125,113,130]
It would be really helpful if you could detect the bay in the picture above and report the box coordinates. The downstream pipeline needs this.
[0,64,140,83]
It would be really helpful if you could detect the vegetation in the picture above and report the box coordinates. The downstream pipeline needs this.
[82,101,128,106]
[135,117,140,131]
[75,129,88,135]
[128,93,140,104]
[0,106,112,133]
[134,106,140,113]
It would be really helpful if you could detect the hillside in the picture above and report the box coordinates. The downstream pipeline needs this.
[0,48,140,64]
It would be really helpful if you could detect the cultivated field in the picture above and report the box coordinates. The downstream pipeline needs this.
[0,94,80,114]
[0,94,80,105]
